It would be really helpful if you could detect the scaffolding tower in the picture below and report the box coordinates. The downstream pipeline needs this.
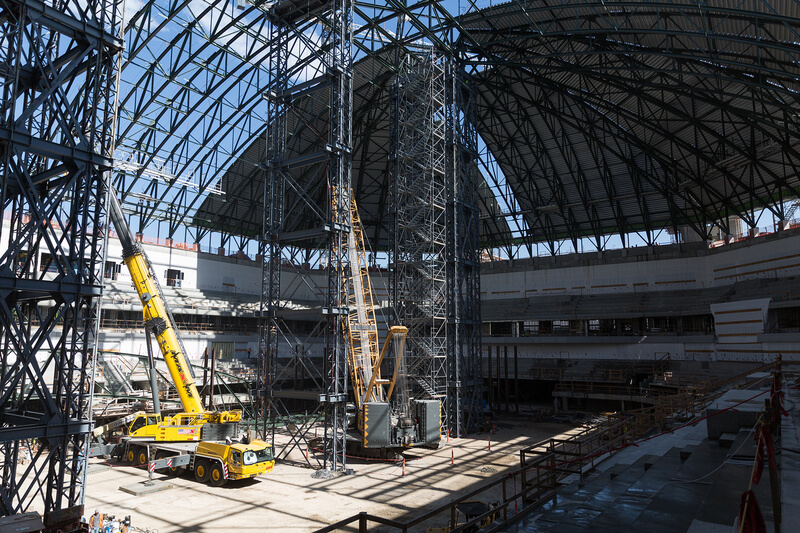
[445,60,482,436]
[391,53,482,437]
[260,0,353,471]
[391,54,448,408]
[0,0,122,518]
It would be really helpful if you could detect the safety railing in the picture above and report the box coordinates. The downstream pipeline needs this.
[553,381,670,398]
[526,367,564,380]
[313,359,783,532]
[97,317,253,334]
[519,409,641,474]
[314,451,558,533]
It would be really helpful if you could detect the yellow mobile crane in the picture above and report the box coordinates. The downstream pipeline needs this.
[89,192,274,486]
[344,196,441,450]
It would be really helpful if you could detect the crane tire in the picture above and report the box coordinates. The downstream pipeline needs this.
[160,452,186,477]
[209,462,228,487]
[168,464,187,477]
[194,459,210,483]
[154,451,170,474]
[123,446,136,465]
[136,447,149,466]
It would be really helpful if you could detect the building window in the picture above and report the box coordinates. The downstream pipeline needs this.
[553,320,570,334]
[522,320,539,335]
[104,261,121,280]
[40,252,55,273]
[166,268,184,287]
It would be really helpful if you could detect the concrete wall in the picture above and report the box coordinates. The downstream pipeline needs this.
[13,219,799,365]
[481,228,800,300]
[481,334,797,363]
[98,330,259,363]
[481,229,800,364]
[106,240,262,294]
[106,240,391,301]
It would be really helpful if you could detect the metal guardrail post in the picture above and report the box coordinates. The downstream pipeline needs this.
[502,477,508,521]
[521,461,528,505]
[765,398,781,533]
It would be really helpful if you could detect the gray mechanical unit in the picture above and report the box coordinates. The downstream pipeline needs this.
[415,399,442,446]
[363,402,391,448]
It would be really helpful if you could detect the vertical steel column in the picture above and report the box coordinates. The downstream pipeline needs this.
[0,0,122,516]
[515,345,519,414]
[445,59,482,436]
[260,0,353,471]
[323,0,353,471]
[259,4,288,451]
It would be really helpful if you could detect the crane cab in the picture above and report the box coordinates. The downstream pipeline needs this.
[195,440,275,484]
[127,413,162,439]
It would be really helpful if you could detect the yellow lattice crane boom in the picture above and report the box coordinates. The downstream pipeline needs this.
[343,193,440,449]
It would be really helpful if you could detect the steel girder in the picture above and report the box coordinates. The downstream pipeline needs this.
[113,0,275,249]
[110,1,463,252]
[444,61,482,437]
[0,0,122,518]
[456,0,800,252]
[107,0,800,256]
[3,1,798,501]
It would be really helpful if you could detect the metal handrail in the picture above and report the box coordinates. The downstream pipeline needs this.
[315,359,782,532]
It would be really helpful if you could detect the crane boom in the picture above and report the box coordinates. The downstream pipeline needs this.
[346,196,384,409]
[107,191,205,414]
[343,193,440,449]
[91,189,274,487]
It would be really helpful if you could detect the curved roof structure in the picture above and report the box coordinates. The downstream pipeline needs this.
[458,1,800,253]
[114,0,800,257]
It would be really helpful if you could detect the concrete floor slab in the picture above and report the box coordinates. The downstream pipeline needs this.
[781,373,800,530]
[686,519,736,533]
[71,377,800,533]
[695,462,771,527]
[706,389,766,439]
[118,479,175,496]
[86,464,111,475]
[80,419,575,532]
[632,482,707,533]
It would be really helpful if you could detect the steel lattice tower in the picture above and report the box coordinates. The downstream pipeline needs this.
[0,0,122,518]
[391,52,481,438]
[391,53,449,415]
[444,61,482,436]
[260,0,353,471]
[258,0,288,462]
